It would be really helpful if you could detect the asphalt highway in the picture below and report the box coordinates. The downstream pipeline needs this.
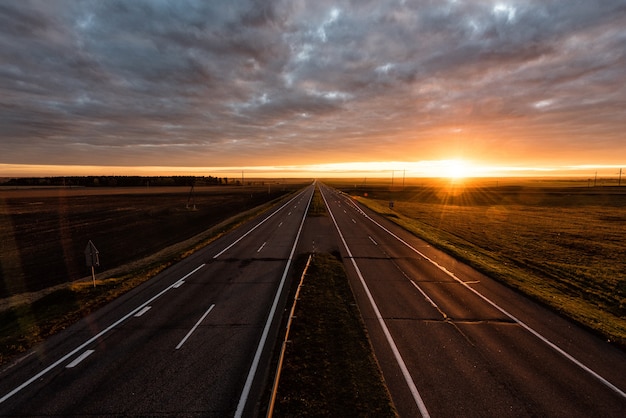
[2,182,625,417]
[0,183,315,417]
[319,183,626,417]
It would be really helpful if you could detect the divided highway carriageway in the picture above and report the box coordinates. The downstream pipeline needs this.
[1,182,625,417]
[318,183,625,417]
[0,184,315,417]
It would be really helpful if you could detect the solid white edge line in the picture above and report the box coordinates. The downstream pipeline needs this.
[320,186,431,418]
[213,190,305,259]
[176,304,216,350]
[348,191,626,400]
[0,263,206,404]
[234,185,314,418]
[178,264,206,283]
[65,350,95,368]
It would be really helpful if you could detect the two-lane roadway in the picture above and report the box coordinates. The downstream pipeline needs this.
[319,183,626,417]
[0,183,315,417]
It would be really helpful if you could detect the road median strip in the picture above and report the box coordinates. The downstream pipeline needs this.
[269,252,398,417]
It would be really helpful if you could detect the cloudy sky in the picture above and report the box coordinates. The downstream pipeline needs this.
[1,0,625,177]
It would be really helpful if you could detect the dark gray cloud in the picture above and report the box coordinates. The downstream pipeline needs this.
[1,0,625,170]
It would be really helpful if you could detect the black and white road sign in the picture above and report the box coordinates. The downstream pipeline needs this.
[84,240,100,267]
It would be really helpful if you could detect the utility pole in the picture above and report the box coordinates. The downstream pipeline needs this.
[594,171,597,187]
[619,168,623,186]
[403,169,406,190]
[186,177,196,210]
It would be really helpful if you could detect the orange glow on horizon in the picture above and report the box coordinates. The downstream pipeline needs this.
[0,162,623,179]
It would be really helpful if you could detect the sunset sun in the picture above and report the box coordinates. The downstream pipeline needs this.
[438,159,474,179]
[0,2,625,417]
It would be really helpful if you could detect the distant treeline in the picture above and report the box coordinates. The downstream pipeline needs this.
[1,176,232,187]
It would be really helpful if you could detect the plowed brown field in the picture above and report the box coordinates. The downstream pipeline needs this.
[0,185,301,298]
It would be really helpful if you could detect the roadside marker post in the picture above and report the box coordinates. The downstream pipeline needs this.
[84,240,100,287]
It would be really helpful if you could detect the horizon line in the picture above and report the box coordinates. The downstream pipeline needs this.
[1,161,624,179]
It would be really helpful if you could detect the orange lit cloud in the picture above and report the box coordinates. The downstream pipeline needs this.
[1,1,625,176]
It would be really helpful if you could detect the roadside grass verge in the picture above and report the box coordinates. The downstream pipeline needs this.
[273,252,397,417]
[0,196,289,367]
[353,194,626,348]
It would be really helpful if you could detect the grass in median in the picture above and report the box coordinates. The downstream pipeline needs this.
[307,186,327,217]
[273,253,398,417]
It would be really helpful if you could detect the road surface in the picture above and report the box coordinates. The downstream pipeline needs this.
[0,184,315,417]
[2,181,625,417]
[319,183,626,417]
